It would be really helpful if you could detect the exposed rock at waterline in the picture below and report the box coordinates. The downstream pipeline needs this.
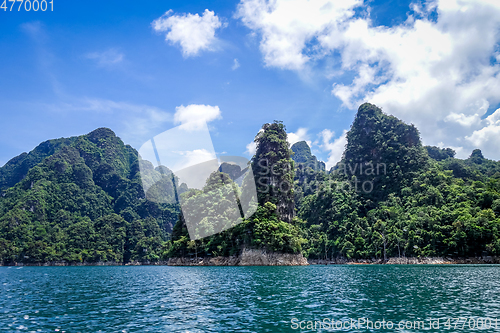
[167,248,308,266]
[307,256,500,265]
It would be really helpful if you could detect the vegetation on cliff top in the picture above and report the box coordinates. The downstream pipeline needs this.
[1,103,500,264]
[168,121,306,258]
[299,103,500,259]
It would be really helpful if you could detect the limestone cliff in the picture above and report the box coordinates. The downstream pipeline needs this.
[167,248,308,266]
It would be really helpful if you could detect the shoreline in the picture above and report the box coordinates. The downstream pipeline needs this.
[0,260,169,267]
[308,256,500,265]
[167,248,309,266]
[2,256,500,266]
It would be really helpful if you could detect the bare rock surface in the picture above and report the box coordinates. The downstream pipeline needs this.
[308,256,500,265]
[168,248,308,266]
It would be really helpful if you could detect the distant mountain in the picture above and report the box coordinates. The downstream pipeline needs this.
[291,141,327,210]
[0,128,179,265]
[218,162,247,182]
[291,141,325,171]
[426,143,500,181]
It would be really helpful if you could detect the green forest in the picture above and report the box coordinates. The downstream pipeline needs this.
[0,128,179,263]
[1,103,500,264]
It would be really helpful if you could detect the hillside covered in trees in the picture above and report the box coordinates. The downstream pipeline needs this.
[1,103,500,264]
[168,121,306,258]
[0,128,179,264]
[299,104,500,259]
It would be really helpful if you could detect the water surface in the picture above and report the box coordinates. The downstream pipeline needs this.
[1,265,499,332]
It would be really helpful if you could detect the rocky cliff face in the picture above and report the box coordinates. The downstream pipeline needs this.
[167,248,308,266]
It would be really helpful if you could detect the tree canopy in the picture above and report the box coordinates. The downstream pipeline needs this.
[2,104,500,264]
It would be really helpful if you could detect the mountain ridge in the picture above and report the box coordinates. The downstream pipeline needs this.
[2,103,500,265]
[0,128,179,265]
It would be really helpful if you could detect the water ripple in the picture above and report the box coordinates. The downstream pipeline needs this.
[1,265,500,332]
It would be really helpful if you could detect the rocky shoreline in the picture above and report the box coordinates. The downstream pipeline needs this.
[2,255,500,267]
[308,256,500,265]
[167,248,309,266]
[0,249,309,266]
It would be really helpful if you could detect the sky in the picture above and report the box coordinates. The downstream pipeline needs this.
[1,0,500,170]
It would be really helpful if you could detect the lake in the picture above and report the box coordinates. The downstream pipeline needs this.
[1,265,500,332]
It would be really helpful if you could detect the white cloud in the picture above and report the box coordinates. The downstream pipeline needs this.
[245,141,257,156]
[235,0,362,70]
[86,49,124,66]
[174,104,222,131]
[466,108,500,159]
[236,0,500,159]
[245,129,265,156]
[287,127,311,146]
[176,149,217,170]
[444,112,481,127]
[319,129,348,169]
[152,9,224,57]
[232,58,240,70]
[168,149,219,190]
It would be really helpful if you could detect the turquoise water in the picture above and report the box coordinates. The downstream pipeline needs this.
[1,265,500,332]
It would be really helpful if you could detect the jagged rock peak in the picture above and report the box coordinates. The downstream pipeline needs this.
[86,128,117,143]
[291,141,313,164]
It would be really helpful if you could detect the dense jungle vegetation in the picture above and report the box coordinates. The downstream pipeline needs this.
[1,103,500,264]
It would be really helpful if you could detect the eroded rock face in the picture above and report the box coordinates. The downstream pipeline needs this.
[386,257,449,264]
[167,248,308,266]
[238,249,308,266]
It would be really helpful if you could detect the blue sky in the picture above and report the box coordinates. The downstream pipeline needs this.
[1,0,500,169]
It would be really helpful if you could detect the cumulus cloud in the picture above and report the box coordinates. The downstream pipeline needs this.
[86,49,124,66]
[174,104,222,131]
[236,0,500,159]
[287,127,311,146]
[319,129,348,170]
[235,0,362,70]
[444,112,482,127]
[466,108,500,159]
[152,9,224,57]
[245,141,257,156]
